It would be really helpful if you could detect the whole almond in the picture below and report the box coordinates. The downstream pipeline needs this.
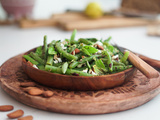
[43,91,53,98]
[24,87,43,96]
[71,48,80,55]
[74,48,80,54]
[7,109,24,119]
[20,82,35,87]
[97,44,104,50]
[18,115,33,120]
[82,56,85,59]
[0,105,14,112]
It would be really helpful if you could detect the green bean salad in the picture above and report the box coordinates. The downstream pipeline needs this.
[23,30,132,76]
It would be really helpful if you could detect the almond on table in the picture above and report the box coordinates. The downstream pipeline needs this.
[20,82,36,87]
[7,109,24,119]
[24,87,43,96]
[18,115,33,120]
[43,90,53,97]
[0,105,14,112]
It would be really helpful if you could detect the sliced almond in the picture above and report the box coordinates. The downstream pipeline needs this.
[7,109,24,119]
[18,115,33,120]
[0,105,14,112]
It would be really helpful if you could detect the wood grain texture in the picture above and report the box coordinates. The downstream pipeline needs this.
[61,17,149,31]
[19,19,57,28]
[22,48,136,91]
[139,54,160,70]
[19,12,150,30]
[127,51,159,78]
[0,54,160,114]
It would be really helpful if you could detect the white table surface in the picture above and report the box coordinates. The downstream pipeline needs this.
[0,0,160,120]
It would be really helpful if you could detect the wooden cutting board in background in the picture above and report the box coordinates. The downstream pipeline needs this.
[20,12,151,31]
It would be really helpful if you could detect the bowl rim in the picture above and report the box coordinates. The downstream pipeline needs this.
[22,47,135,79]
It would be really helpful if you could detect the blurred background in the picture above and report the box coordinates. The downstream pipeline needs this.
[0,0,121,19]
[0,0,160,120]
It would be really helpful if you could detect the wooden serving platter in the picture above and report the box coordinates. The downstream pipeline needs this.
[0,54,160,114]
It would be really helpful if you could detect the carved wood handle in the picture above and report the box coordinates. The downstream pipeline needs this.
[127,51,159,78]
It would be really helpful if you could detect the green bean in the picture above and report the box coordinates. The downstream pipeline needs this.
[23,55,39,65]
[78,38,93,45]
[69,61,79,68]
[46,55,54,65]
[70,29,78,44]
[37,64,45,70]
[62,62,68,74]
[45,65,93,76]
[52,62,62,67]
[86,61,91,69]
[112,60,125,66]
[113,65,132,72]
[55,42,78,61]
[35,46,43,57]
[120,50,129,64]
[81,55,99,63]
[48,44,57,55]
[75,52,83,59]
[73,66,88,71]
[69,55,100,69]
[29,52,45,65]
[81,47,91,56]
[43,35,48,60]
[92,65,104,75]
[68,44,77,53]
[103,50,113,72]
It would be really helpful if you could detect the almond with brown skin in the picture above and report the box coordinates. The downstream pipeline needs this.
[74,48,80,54]
[43,90,53,98]
[82,56,85,59]
[20,82,35,87]
[24,87,43,96]
[97,44,104,50]
[7,109,24,119]
[18,115,33,120]
[71,48,80,55]
[0,105,14,112]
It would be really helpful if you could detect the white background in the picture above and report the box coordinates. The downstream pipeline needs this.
[0,0,160,120]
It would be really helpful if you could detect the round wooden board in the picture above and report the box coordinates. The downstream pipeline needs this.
[0,54,160,115]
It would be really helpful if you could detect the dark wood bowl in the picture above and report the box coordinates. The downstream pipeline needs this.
[22,48,137,91]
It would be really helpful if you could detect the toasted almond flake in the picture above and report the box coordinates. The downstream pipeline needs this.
[57,58,62,62]
[91,71,97,75]
[112,55,119,60]
[33,64,38,69]
[60,43,67,49]
[97,50,102,54]
[53,60,58,64]
[96,41,103,46]
[82,68,88,73]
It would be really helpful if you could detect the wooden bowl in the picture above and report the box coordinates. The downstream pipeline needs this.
[22,48,137,91]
